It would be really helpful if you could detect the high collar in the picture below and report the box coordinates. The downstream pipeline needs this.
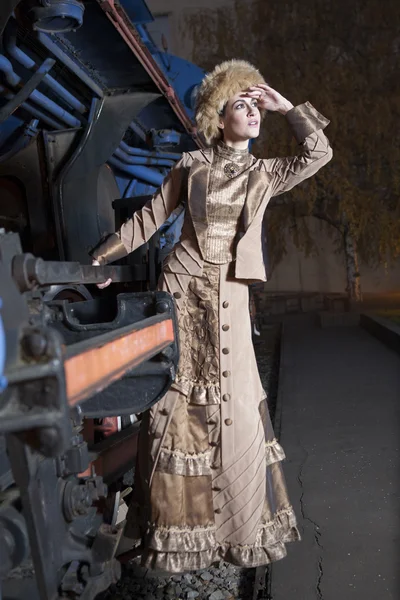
[214,140,249,162]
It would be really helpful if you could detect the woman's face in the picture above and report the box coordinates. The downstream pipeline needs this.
[218,92,260,143]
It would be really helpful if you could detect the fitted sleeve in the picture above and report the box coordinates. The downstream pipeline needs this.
[91,155,188,264]
[262,102,333,197]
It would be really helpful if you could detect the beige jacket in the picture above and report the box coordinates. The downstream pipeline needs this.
[93,101,333,281]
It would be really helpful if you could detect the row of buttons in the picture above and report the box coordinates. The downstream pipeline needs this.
[221,301,232,430]
[212,296,232,515]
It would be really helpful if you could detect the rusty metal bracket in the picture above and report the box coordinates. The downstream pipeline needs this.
[12,253,147,292]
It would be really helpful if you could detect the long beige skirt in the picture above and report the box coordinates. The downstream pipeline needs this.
[125,262,300,573]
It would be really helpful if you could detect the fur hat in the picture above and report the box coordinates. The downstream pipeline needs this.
[195,59,266,145]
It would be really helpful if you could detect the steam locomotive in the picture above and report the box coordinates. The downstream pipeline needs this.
[0,2,204,598]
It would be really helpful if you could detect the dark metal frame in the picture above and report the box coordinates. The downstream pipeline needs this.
[0,232,179,599]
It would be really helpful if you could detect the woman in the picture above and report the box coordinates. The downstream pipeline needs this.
[92,59,333,572]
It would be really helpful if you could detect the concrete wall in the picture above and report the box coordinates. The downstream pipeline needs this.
[266,217,400,295]
[266,217,347,294]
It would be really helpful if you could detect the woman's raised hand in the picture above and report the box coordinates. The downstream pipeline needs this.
[92,258,112,289]
[243,84,294,115]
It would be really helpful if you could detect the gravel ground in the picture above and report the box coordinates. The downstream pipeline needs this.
[99,323,282,600]
[103,559,257,600]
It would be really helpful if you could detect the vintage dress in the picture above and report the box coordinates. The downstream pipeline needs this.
[93,102,333,572]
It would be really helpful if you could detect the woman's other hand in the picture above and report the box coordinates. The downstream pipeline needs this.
[92,258,112,289]
[243,84,294,115]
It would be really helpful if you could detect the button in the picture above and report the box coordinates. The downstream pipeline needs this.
[208,419,217,425]
[212,486,221,492]
[210,441,218,447]
[210,463,219,470]
[222,301,229,308]
[222,370,230,378]
[222,347,230,355]
[159,409,168,416]
[154,431,162,438]
[222,325,230,331]
[224,419,233,426]
[173,292,182,299]
[222,394,230,402]
[215,508,222,514]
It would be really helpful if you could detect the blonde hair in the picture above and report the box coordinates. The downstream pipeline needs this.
[195,59,266,145]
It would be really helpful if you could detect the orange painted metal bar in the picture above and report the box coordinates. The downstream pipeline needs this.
[65,319,174,407]
[97,0,206,149]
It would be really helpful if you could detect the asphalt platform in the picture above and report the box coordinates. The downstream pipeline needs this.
[269,315,400,600]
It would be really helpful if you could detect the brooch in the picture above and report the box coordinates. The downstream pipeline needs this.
[224,162,240,179]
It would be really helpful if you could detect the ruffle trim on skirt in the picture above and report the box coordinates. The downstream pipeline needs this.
[145,523,216,553]
[265,438,286,466]
[142,507,300,573]
[254,507,300,548]
[142,540,290,572]
[155,439,284,478]
[156,447,212,476]
[172,377,220,405]
[142,507,300,572]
